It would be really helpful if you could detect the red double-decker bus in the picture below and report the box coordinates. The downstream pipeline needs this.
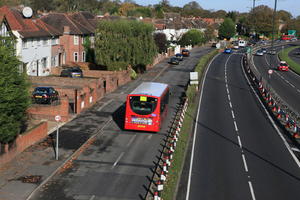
[124,82,169,132]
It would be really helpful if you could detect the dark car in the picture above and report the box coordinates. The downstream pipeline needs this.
[32,87,59,104]
[60,67,83,78]
[261,48,267,53]
[175,53,184,61]
[182,49,190,57]
[169,57,180,65]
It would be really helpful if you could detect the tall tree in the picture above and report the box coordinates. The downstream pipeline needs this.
[179,29,205,47]
[183,1,202,10]
[218,18,236,39]
[154,32,168,53]
[0,37,31,143]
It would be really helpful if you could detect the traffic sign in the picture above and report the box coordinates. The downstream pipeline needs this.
[55,115,61,122]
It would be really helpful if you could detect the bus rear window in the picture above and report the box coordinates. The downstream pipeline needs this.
[129,96,157,115]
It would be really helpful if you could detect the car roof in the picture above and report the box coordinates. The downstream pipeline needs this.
[280,61,287,64]
[130,82,168,97]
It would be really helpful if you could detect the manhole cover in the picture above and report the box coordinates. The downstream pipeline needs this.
[18,175,42,183]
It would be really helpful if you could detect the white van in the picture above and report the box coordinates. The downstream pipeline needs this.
[238,40,246,47]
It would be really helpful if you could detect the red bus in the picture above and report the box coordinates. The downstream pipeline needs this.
[124,82,169,132]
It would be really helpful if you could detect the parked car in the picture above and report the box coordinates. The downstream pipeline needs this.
[255,49,264,56]
[60,67,83,78]
[175,53,184,61]
[181,49,190,57]
[169,57,180,65]
[32,87,59,104]
[224,48,232,54]
[277,61,289,71]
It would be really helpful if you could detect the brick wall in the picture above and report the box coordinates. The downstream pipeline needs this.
[0,121,48,166]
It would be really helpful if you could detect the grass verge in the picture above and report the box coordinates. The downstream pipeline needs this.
[278,46,300,75]
[161,49,218,200]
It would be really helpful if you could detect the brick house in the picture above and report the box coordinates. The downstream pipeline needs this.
[40,12,97,65]
[0,6,63,76]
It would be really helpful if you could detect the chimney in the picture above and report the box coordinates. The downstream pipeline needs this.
[63,26,70,34]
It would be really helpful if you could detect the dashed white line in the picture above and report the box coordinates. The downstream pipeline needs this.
[227,94,231,101]
[112,152,125,168]
[233,121,238,131]
[147,135,152,140]
[127,135,136,147]
[248,181,257,200]
[231,110,235,119]
[97,99,114,111]
[237,135,242,148]
[89,195,96,200]
[242,154,249,172]
[229,102,233,108]
[226,88,230,94]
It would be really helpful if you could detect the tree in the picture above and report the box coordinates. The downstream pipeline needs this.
[204,25,216,42]
[0,37,31,143]
[179,29,205,47]
[226,11,238,22]
[183,1,202,10]
[83,37,95,63]
[94,20,157,72]
[218,18,236,39]
[154,32,168,53]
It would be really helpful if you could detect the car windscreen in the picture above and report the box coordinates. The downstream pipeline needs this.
[34,88,49,93]
[129,96,157,115]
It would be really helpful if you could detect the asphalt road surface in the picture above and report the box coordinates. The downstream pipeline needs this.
[252,43,300,114]
[185,50,300,200]
[28,47,212,200]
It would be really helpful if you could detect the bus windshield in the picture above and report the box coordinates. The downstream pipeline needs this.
[130,96,157,115]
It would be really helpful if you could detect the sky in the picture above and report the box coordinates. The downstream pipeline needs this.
[131,0,299,17]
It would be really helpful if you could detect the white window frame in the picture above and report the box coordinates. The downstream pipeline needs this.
[74,35,79,45]
[74,52,78,62]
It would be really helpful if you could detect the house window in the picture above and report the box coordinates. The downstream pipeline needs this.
[74,35,79,45]
[82,51,85,62]
[1,23,8,37]
[42,57,47,68]
[32,39,36,47]
[56,38,59,45]
[37,39,41,46]
[22,40,28,49]
[74,52,78,62]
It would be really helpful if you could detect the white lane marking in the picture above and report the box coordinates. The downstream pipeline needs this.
[229,102,233,108]
[112,152,125,168]
[237,135,242,148]
[234,121,238,131]
[97,99,114,111]
[186,53,221,200]
[231,110,235,119]
[241,55,300,168]
[291,147,300,152]
[226,88,230,94]
[228,94,231,101]
[147,135,152,140]
[127,135,136,147]
[89,195,96,200]
[242,154,249,172]
[248,181,257,200]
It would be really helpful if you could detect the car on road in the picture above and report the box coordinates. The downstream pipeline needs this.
[182,49,190,57]
[169,57,180,65]
[175,53,184,61]
[268,49,276,55]
[255,49,264,56]
[277,61,289,71]
[261,48,267,53]
[223,48,232,54]
[32,86,59,104]
[60,67,83,78]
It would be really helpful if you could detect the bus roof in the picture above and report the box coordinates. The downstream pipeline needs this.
[130,82,168,97]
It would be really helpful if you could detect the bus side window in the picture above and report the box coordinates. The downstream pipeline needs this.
[160,92,169,113]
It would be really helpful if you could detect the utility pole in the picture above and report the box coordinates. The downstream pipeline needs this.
[253,0,256,10]
[271,0,278,51]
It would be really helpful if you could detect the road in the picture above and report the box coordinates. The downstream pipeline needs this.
[252,43,300,114]
[185,50,300,200]
[28,47,212,200]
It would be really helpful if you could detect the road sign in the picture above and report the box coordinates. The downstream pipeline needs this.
[268,69,273,75]
[55,115,61,122]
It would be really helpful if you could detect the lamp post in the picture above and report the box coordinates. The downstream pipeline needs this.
[271,0,278,52]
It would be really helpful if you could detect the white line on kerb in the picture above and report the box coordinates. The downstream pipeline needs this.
[242,154,249,172]
[185,53,221,200]
[237,135,242,148]
[248,181,257,200]
[112,152,125,168]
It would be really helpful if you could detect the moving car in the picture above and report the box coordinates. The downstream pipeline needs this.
[169,57,180,65]
[268,49,276,55]
[255,49,264,56]
[238,40,246,47]
[32,87,59,104]
[60,67,83,78]
[224,48,232,54]
[277,61,289,71]
[261,48,267,53]
[175,53,184,61]
[181,49,190,57]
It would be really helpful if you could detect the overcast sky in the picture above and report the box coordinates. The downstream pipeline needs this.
[131,0,299,17]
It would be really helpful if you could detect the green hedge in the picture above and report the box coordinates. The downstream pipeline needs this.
[278,46,300,75]
[161,49,218,199]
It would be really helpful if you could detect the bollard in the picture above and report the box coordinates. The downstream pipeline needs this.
[154,191,160,200]
[160,171,166,181]
[157,180,164,192]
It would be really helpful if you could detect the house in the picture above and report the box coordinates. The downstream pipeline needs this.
[0,6,62,76]
[40,12,97,65]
